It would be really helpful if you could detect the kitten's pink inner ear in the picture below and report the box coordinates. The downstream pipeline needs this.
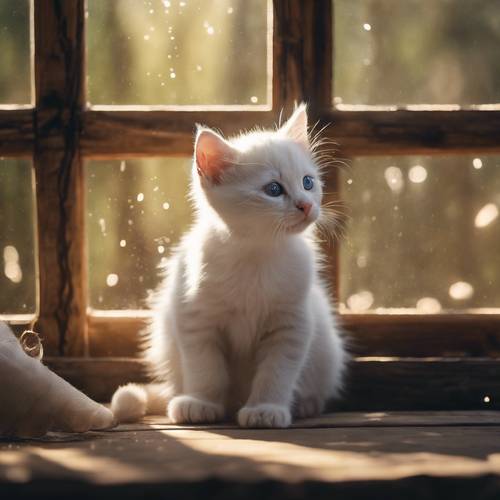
[195,130,236,182]
[280,104,309,150]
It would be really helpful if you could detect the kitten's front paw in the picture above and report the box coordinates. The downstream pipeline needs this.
[238,404,291,428]
[168,395,224,424]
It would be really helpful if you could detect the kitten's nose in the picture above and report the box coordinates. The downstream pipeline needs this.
[296,201,312,217]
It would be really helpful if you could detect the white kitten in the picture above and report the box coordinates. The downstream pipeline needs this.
[112,104,348,428]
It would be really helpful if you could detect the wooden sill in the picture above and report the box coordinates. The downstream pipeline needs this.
[86,311,500,358]
[45,357,500,411]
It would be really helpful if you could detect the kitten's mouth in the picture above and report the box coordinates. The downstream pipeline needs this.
[286,217,314,233]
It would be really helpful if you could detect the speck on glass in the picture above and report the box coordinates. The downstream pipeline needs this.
[333,0,500,106]
[0,0,31,104]
[85,158,193,310]
[86,0,270,105]
[0,159,37,316]
[340,155,500,313]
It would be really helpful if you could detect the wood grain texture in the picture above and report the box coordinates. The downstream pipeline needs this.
[33,0,87,355]
[2,417,500,489]
[45,357,500,411]
[81,109,278,158]
[0,108,34,155]
[87,312,500,359]
[343,314,500,357]
[325,109,500,156]
[80,108,500,157]
[2,413,500,499]
[273,0,332,112]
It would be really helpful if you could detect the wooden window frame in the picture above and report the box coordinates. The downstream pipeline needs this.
[2,0,500,409]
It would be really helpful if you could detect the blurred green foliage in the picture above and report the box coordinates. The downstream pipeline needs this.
[86,158,192,309]
[86,0,268,105]
[0,0,33,314]
[334,0,500,105]
[0,160,36,314]
[0,0,30,104]
[340,155,500,311]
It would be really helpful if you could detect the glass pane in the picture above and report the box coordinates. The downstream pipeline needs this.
[0,0,30,104]
[0,159,37,315]
[87,0,269,105]
[340,155,500,312]
[334,0,500,106]
[86,158,193,309]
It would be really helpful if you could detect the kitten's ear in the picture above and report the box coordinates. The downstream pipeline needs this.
[279,103,309,150]
[195,128,236,182]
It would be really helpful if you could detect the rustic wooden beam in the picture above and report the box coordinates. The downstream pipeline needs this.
[343,314,500,357]
[81,109,278,158]
[272,0,299,111]
[325,109,500,156]
[273,0,332,113]
[81,109,500,158]
[0,108,34,155]
[87,311,500,359]
[303,0,333,111]
[34,0,87,356]
[45,356,500,410]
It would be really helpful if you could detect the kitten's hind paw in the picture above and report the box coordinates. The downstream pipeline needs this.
[293,395,324,419]
[168,395,224,424]
[238,404,291,428]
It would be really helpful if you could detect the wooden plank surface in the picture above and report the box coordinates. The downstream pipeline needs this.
[33,0,87,356]
[1,414,500,499]
[45,357,500,411]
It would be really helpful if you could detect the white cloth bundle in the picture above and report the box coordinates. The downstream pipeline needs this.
[0,322,115,437]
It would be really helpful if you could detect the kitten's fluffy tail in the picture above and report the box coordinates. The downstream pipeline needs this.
[111,383,172,423]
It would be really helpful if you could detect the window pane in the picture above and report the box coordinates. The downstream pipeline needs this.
[0,159,37,315]
[86,158,193,309]
[87,0,270,105]
[340,155,500,312]
[333,0,500,106]
[0,0,31,104]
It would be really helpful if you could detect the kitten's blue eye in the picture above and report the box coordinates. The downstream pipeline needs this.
[264,181,284,197]
[303,175,314,190]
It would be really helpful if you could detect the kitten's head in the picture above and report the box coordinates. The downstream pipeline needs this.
[192,104,323,238]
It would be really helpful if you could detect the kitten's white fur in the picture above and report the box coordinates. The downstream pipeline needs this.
[112,105,347,428]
